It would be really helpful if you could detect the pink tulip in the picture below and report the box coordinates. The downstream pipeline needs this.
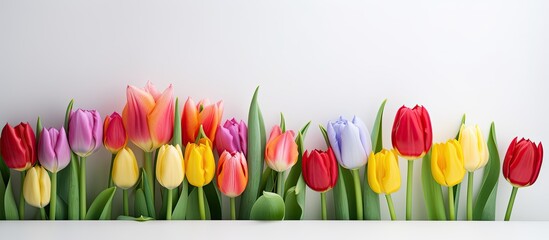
[122,81,174,152]
[265,126,298,172]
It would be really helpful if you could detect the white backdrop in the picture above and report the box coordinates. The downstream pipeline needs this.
[1,0,548,222]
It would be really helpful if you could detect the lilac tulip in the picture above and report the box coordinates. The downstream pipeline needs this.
[38,127,71,173]
[327,116,372,170]
[68,109,103,157]
[215,118,247,156]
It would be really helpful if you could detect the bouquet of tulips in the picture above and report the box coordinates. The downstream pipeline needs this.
[0,83,543,221]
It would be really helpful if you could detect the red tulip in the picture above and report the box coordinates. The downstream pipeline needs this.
[182,98,223,146]
[103,112,127,153]
[391,105,433,160]
[503,137,543,187]
[0,122,36,171]
[302,148,338,192]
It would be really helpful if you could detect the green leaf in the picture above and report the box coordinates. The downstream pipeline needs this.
[54,195,68,220]
[0,173,5,220]
[204,180,222,220]
[473,122,500,220]
[67,156,79,220]
[134,188,149,217]
[159,187,178,220]
[370,99,387,153]
[452,114,466,217]
[35,116,43,142]
[172,179,188,220]
[85,187,116,220]
[0,153,10,185]
[3,178,19,220]
[186,188,211,220]
[333,165,350,220]
[172,98,182,146]
[284,175,306,220]
[250,191,285,220]
[421,149,447,220]
[341,168,357,219]
[258,107,267,173]
[259,167,273,193]
[117,215,154,221]
[141,169,156,218]
[284,123,311,194]
[239,87,264,219]
[319,125,330,147]
[280,112,286,133]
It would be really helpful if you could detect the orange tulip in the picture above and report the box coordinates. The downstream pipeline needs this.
[122,81,174,152]
[181,98,223,145]
[216,151,248,198]
[265,125,298,172]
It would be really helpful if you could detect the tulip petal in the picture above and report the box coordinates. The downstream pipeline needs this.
[148,84,174,150]
[339,124,367,169]
[182,97,199,145]
[123,85,155,151]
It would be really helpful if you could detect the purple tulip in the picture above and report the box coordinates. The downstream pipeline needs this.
[215,118,247,156]
[38,127,71,173]
[68,109,103,157]
[327,116,372,170]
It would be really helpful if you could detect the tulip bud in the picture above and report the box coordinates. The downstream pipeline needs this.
[112,147,140,189]
[458,124,489,172]
[38,127,71,173]
[431,139,466,187]
[123,82,174,152]
[156,144,185,189]
[68,109,103,157]
[0,122,36,171]
[182,98,224,146]
[367,149,401,195]
[327,116,372,170]
[503,137,543,187]
[215,118,247,156]
[265,126,299,172]
[185,138,215,187]
[103,112,127,153]
[216,151,248,197]
[23,166,51,208]
[302,148,338,192]
[391,105,433,160]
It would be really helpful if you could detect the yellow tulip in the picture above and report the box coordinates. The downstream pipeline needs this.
[185,138,215,187]
[23,166,51,208]
[458,124,489,172]
[156,144,185,190]
[431,139,466,187]
[112,147,139,189]
[367,149,401,195]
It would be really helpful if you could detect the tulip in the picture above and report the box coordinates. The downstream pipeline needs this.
[216,151,248,220]
[38,127,71,220]
[0,122,36,171]
[123,81,174,204]
[122,82,174,152]
[103,112,127,154]
[156,144,185,190]
[265,125,299,172]
[367,149,401,220]
[391,104,432,220]
[431,139,465,220]
[68,108,102,219]
[215,118,247,156]
[327,116,371,220]
[182,97,223,145]
[23,166,50,209]
[458,124,489,220]
[112,147,140,216]
[302,148,338,220]
[185,138,215,220]
[502,137,543,221]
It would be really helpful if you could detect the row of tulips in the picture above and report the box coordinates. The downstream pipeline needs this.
[0,82,543,221]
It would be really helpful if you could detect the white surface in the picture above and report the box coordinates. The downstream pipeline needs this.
[1,0,548,225]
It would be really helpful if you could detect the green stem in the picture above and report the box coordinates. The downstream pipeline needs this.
[406,160,413,220]
[321,192,327,220]
[504,187,519,221]
[277,171,284,198]
[230,197,236,220]
[49,172,57,220]
[351,169,363,220]
[448,186,455,220]
[123,189,129,216]
[166,188,172,220]
[467,172,473,221]
[144,151,154,201]
[40,208,46,220]
[79,157,87,219]
[19,171,26,220]
[108,154,115,188]
[386,194,396,221]
[198,187,206,220]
